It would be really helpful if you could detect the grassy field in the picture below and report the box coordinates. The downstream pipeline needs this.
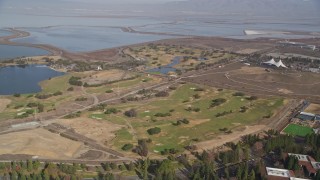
[86,75,156,94]
[40,73,73,93]
[89,83,284,153]
[283,124,314,137]
[125,44,237,70]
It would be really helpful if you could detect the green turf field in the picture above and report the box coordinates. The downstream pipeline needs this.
[283,124,314,137]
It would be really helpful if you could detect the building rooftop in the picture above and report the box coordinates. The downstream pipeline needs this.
[266,167,291,178]
[288,153,310,162]
[311,162,320,170]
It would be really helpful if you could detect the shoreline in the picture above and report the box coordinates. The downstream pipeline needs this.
[1,28,319,63]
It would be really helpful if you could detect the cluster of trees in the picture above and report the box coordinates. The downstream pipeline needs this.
[185,107,200,112]
[239,106,249,113]
[210,98,226,108]
[0,161,84,180]
[89,104,107,111]
[234,162,257,180]
[133,139,150,157]
[241,134,260,146]
[233,92,245,97]
[34,91,63,100]
[215,110,233,117]
[96,173,115,180]
[246,96,258,101]
[154,112,171,117]
[104,108,119,115]
[27,102,44,113]
[194,88,205,92]
[134,158,176,180]
[285,156,299,170]
[101,162,134,173]
[172,118,189,126]
[68,76,83,86]
[155,91,169,97]
[265,135,301,153]
[160,148,179,156]
[64,111,81,119]
[218,143,249,164]
[305,134,320,161]
[15,109,35,119]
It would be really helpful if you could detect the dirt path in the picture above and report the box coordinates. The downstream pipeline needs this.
[81,86,99,105]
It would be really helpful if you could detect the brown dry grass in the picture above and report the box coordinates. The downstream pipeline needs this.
[305,104,320,114]
[56,117,124,145]
[195,125,266,150]
[0,128,84,159]
[184,119,210,128]
[278,89,293,94]
[236,48,260,54]
[82,69,133,85]
[237,66,267,74]
[0,98,11,113]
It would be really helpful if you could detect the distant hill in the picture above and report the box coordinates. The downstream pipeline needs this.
[163,0,320,18]
[1,0,319,21]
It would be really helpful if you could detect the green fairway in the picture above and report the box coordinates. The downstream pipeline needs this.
[283,124,314,137]
[102,84,284,152]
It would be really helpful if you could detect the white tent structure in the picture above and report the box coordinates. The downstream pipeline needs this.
[263,58,287,68]
[275,60,287,68]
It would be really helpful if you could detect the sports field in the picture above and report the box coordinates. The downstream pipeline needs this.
[283,124,314,137]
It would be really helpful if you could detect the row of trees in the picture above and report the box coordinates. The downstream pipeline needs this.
[0,161,85,180]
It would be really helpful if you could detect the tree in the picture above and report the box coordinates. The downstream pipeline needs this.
[127,162,134,171]
[110,163,117,170]
[11,171,18,180]
[134,139,149,157]
[121,144,134,151]
[71,175,77,180]
[155,91,169,97]
[135,158,150,180]
[237,166,243,180]
[124,109,137,117]
[105,173,115,180]
[41,171,50,180]
[155,160,176,180]
[147,127,161,135]
[19,173,26,180]
[27,160,33,172]
[249,169,256,180]
[103,163,111,171]
[224,168,230,179]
